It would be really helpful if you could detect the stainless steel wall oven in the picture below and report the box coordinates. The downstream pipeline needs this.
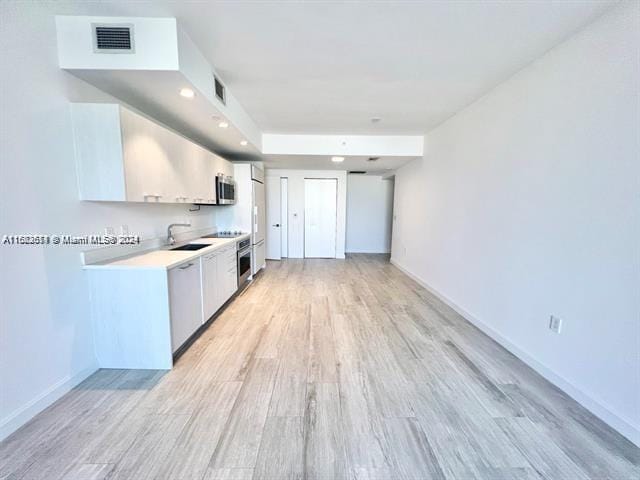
[237,238,251,285]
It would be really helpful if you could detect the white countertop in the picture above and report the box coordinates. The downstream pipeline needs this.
[83,234,250,270]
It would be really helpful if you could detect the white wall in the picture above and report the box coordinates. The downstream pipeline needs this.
[392,2,640,444]
[346,175,394,253]
[265,169,347,259]
[0,2,220,439]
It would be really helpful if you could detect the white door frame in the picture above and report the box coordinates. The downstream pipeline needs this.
[280,177,288,258]
[265,176,281,260]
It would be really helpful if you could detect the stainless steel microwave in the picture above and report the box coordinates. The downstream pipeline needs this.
[215,175,236,205]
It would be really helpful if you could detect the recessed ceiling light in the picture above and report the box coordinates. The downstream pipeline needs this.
[371,117,381,123]
[218,121,229,128]
[331,156,345,163]
[240,140,248,146]
[179,88,195,99]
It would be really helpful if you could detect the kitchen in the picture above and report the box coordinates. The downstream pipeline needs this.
[0,2,638,479]
[66,98,271,367]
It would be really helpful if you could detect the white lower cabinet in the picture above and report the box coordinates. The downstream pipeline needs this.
[88,241,243,370]
[221,246,238,304]
[201,246,238,323]
[168,260,203,353]
[201,252,222,322]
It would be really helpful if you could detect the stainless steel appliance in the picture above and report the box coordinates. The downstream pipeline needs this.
[215,174,236,205]
[237,238,252,286]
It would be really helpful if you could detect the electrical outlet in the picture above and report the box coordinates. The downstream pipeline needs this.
[549,315,563,334]
[120,224,129,235]
[104,226,115,235]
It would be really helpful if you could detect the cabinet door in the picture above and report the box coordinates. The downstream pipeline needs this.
[227,263,238,299]
[224,248,238,300]
[253,241,265,275]
[120,107,172,203]
[201,151,217,204]
[163,129,189,203]
[184,145,212,204]
[216,246,236,305]
[228,249,238,298]
[201,253,219,321]
[168,261,203,352]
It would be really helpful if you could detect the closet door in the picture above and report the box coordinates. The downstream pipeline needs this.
[304,178,337,258]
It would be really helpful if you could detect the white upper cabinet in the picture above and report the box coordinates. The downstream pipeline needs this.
[71,103,231,203]
[119,106,173,202]
[184,144,216,204]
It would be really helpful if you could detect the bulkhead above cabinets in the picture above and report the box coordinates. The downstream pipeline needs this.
[71,103,234,204]
[56,16,262,160]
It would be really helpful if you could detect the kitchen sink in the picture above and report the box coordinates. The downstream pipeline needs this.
[170,243,209,251]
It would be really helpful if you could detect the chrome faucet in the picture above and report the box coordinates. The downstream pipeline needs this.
[167,223,191,245]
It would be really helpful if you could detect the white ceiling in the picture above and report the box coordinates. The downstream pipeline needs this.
[52,0,615,169]
[119,0,615,135]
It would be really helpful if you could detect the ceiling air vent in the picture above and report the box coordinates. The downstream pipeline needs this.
[214,76,226,105]
[92,24,135,53]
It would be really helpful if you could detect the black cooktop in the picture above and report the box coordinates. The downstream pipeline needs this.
[203,231,246,239]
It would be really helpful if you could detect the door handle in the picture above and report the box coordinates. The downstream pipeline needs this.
[273,224,280,227]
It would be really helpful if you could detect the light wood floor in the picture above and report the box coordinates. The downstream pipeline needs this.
[1,255,638,480]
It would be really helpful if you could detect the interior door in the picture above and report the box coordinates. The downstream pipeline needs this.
[304,178,337,258]
[265,176,281,259]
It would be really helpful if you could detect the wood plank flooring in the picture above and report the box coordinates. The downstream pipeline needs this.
[1,254,638,480]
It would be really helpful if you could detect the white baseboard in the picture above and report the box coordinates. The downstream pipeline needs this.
[0,364,99,441]
[390,257,640,447]
[345,250,391,254]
